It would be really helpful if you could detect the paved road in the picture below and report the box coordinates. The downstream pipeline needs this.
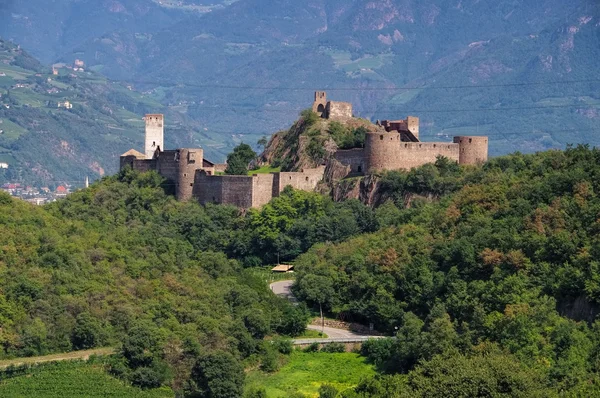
[270,280,381,342]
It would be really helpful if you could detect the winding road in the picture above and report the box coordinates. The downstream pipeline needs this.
[270,280,383,344]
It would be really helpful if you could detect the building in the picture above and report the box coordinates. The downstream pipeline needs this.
[120,95,488,208]
[58,101,73,109]
[0,162,8,169]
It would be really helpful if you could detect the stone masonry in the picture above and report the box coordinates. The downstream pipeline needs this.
[120,97,489,208]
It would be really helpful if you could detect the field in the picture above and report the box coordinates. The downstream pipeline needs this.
[245,351,375,397]
[0,361,174,398]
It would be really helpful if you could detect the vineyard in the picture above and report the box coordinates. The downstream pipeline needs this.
[0,361,174,398]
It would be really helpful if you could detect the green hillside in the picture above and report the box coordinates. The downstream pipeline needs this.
[0,39,203,187]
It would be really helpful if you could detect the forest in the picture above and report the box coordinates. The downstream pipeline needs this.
[3,145,600,396]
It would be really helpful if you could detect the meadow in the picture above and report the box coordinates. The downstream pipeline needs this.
[245,351,375,397]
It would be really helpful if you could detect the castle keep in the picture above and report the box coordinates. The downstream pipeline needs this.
[120,96,488,208]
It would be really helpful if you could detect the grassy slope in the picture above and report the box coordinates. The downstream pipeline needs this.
[245,351,375,397]
[0,362,174,398]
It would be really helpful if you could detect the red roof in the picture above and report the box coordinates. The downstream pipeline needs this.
[56,186,67,193]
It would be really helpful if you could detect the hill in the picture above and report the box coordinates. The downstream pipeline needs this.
[0,39,204,187]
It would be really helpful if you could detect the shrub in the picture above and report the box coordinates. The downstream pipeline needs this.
[319,384,339,398]
[321,342,345,353]
[304,342,320,352]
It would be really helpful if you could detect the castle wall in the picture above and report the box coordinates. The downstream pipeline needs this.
[274,167,325,195]
[252,174,275,208]
[396,142,459,169]
[131,158,157,173]
[334,149,365,175]
[145,114,164,159]
[194,172,254,208]
[365,132,459,173]
[326,101,353,121]
[453,136,488,165]
[177,149,204,201]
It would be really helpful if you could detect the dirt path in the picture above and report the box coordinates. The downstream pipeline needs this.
[0,347,115,369]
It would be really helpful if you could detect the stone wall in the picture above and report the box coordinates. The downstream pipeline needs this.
[333,148,365,175]
[365,132,460,173]
[274,167,325,195]
[252,173,275,208]
[131,158,157,173]
[194,172,254,208]
[326,101,353,120]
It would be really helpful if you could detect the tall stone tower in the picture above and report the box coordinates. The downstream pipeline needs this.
[145,114,164,159]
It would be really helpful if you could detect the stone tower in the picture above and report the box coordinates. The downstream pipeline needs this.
[312,91,327,117]
[453,136,488,165]
[145,114,164,159]
[177,148,203,201]
[406,116,419,140]
[364,131,401,173]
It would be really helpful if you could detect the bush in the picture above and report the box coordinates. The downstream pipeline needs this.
[321,342,345,353]
[319,384,339,398]
[272,337,293,354]
[130,366,164,389]
[260,343,280,373]
[304,342,320,352]
[245,386,267,398]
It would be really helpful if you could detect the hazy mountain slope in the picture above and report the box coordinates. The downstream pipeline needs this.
[0,0,183,63]
[1,0,598,175]
[0,39,202,186]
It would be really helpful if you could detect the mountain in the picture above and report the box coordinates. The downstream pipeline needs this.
[1,0,599,185]
[0,39,204,187]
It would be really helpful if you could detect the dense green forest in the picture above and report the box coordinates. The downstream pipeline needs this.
[4,146,600,396]
[294,145,600,396]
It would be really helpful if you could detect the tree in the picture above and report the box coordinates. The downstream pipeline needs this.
[190,351,245,398]
[71,312,104,350]
[225,143,257,175]
[319,384,339,398]
[296,275,335,333]
[257,136,268,150]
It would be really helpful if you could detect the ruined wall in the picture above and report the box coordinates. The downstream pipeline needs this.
[252,174,275,208]
[365,132,459,173]
[145,114,164,159]
[274,167,325,196]
[312,91,327,117]
[333,148,365,175]
[453,136,489,165]
[326,101,353,121]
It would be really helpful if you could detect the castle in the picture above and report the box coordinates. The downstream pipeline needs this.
[120,93,488,208]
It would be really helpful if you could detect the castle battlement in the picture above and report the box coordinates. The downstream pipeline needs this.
[120,97,489,208]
